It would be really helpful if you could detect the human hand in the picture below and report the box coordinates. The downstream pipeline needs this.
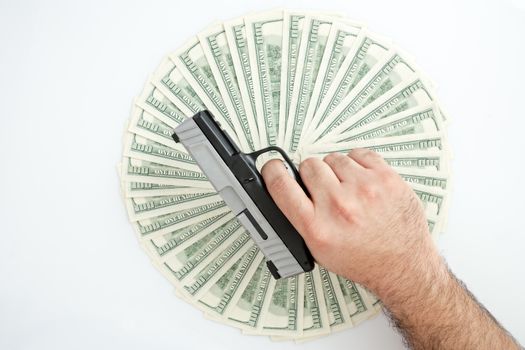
[261,149,443,296]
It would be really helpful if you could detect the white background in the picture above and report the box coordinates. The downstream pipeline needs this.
[1,0,524,349]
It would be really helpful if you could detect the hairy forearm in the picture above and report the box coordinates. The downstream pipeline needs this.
[375,251,521,350]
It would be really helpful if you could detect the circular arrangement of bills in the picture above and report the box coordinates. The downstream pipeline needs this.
[119,9,451,341]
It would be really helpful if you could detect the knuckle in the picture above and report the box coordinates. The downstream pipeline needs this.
[300,213,317,236]
[323,152,341,162]
[300,157,319,170]
[329,195,356,224]
[299,157,320,178]
[350,148,380,161]
[325,152,347,167]
[358,180,380,200]
[308,231,331,251]
[378,167,399,187]
[266,173,289,194]
[349,148,370,157]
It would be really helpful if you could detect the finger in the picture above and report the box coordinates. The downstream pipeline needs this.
[348,148,388,170]
[261,159,314,234]
[299,157,340,203]
[323,152,364,182]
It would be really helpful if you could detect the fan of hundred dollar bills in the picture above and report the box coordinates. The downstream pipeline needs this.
[119,9,450,341]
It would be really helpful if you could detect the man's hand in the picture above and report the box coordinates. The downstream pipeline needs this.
[261,149,521,350]
[261,149,439,294]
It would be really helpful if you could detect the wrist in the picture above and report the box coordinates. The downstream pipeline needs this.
[368,239,449,309]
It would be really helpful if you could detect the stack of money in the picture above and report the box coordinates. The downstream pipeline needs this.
[119,9,450,341]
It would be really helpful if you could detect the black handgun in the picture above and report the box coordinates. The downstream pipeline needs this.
[172,110,315,279]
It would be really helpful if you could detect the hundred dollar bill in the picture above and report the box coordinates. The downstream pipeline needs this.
[245,10,284,147]
[169,38,242,146]
[277,11,308,145]
[297,22,364,150]
[122,181,213,198]
[158,218,243,283]
[284,16,361,154]
[132,200,229,238]
[397,168,449,190]
[180,232,252,300]
[301,267,330,337]
[120,157,212,188]
[125,191,221,221]
[359,287,382,311]
[141,211,234,259]
[136,82,189,129]
[328,103,445,143]
[314,76,441,144]
[411,182,448,218]
[335,276,377,325]
[298,149,448,172]
[222,258,273,330]
[151,57,205,117]
[270,266,332,342]
[198,24,259,151]
[301,30,390,146]
[320,268,353,330]
[223,17,259,142]
[123,133,200,172]
[427,213,442,238]
[196,246,263,318]
[256,274,305,336]
[128,105,180,149]
[309,51,419,142]
[304,132,446,155]
[390,151,449,172]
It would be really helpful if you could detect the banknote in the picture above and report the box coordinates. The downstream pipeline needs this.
[319,267,353,330]
[123,133,199,172]
[300,30,390,147]
[257,274,304,336]
[141,212,234,260]
[335,276,377,325]
[196,247,263,318]
[397,168,449,190]
[128,106,182,149]
[159,218,243,283]
[307,51,419,143]
[181,232,253,300]
[122,181,212,198]
[223,259,273,330]
[125,191,221,221]
[223,17,259,144]
[120,157,211,188]
[312,76,441,145]
[170,37,242,146]
[303,132,446,155]
[299,149,448,172]
[198,24,259,151]
[245,10,284,147]
[132,200,229,238]
[136,81,189,129]
[284,16,361,154]
[296,22,364,150]
[327,103,445,143]
[301,267,330,337]
[277,11,309,145]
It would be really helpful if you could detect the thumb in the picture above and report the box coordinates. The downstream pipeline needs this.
[261,159,314,235]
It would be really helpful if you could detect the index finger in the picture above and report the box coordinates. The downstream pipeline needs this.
[261,159,315,234]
